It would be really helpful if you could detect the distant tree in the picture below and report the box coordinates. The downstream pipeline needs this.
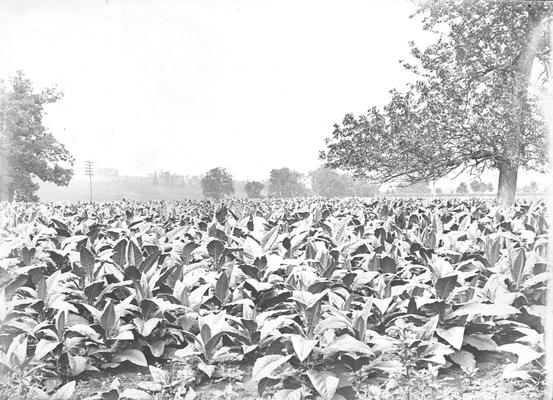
[485,182,494,193]
[521,181,540,194]
[0,71,74,201]
[268,168,307,197]
[435,187,443,195]
[244,181,264,198]
[350,179,379,197]
[456,182,469,194]
[391,182,432,195]
[470,180,486,192]
[320,2,552,206]
[201,167,234,199]
[152,171,159,186]
[311,168,348,197]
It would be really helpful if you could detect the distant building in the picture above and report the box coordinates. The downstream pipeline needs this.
[155,171,185,187]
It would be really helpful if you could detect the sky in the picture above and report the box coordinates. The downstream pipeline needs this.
[0,0,548,189]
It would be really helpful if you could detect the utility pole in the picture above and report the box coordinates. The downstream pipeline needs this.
[84,161,93,202]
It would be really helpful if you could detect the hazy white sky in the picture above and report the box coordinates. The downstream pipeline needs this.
[0,0,427,179]
[0,0,548,188]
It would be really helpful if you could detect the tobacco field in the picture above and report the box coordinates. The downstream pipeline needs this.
[0,198,549,400]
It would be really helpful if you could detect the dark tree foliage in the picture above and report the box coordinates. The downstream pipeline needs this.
[268,168,308,197]
[201,167,234,199]
[0,71,74,201]
[320,1,551,206]
[244,181,264,198]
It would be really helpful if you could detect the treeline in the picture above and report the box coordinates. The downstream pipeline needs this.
[199,166,379,199]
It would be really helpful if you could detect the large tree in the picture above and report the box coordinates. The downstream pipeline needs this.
[0,71,74,201]
[201,167,234,199]
[320,1,551,206]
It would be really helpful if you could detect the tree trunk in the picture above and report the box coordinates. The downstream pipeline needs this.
[499,6,545,207]
[497,163,518,207]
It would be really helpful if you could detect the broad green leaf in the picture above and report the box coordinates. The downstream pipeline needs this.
[273,388,303,400]
[290,334,318,362]
[33,339,60,361]
[325,334,373,356]
[251,354,292,382]
[435,275,457,300]
[112,239,128,268]
[452,302,520,317]
[113,349,148,367]
[100,301,117,338]
[119,388,154,400]
[68,355,89,376]
[181,242,199,266]
[128,240,144,267]
[332,217,350,246]
[436,326,465,350]
[215,270,229,302]
[139,250,161,274]
[510,249,526,288]
[418,315,439,340]
[307,370,339,400]
[502,362,531,381]
[498,343,543,367]
[463,334,497,351]
[261,225,280,252]
[50,381,76,400]
[80,246,95,282]
[449,350,475,371]
[149,365,167,384]
[371,360,403,372]
[243,236,263,263]
[198,361,215,377]
[207,240,225,264]
[36,278,47,301]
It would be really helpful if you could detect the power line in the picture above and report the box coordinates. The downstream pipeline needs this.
[84,161,93,202]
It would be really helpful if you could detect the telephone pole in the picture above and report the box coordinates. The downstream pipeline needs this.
[84,161,93,202]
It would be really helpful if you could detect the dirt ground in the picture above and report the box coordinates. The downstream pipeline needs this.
[71,352,543,400]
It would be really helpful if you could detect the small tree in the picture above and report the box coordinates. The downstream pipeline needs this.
[244,181,264,198]
[456,182,469,194]
[470,180,486,193]
[0,71,74,201]
[201,167,234,199]
[268,168,307,197]
[521,181,540,194]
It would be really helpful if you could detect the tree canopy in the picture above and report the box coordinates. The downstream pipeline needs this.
[268,168,308,197]
[0,71,74,201]
[201,167,234,199]
[311,167,379,197]
[244,181,264,198]
[320,1,551,206]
